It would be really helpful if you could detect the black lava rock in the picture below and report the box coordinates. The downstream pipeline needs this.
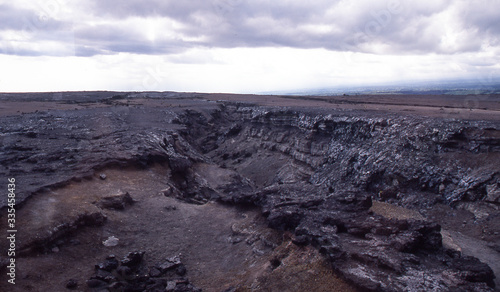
[86,278,107,289]
[65,278,78,289]
[156,255,182,273]
[95,255,119,272]
[292,235,310,246]
[451,256,496,288]
[176,265,187,276]
[87,252,201,291]
[96,192,135,210]
[121,251,145,269]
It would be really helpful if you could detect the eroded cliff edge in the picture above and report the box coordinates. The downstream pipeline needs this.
[1,93,499,291]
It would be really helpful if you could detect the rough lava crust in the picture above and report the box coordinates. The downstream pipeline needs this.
[0,92,499,291]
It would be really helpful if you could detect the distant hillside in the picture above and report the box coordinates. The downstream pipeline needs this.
[267,78,500,96]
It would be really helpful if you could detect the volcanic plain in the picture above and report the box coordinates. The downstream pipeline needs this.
[1,91,499,291]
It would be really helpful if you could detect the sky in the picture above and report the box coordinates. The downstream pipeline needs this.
[0,0,499,93]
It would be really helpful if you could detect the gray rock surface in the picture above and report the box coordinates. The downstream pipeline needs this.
[1,92,499,291]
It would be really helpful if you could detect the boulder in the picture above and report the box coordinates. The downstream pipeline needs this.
[96,192,135,210]
[485,184,500,204]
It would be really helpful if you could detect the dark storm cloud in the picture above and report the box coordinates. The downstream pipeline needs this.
[1,0,499,56]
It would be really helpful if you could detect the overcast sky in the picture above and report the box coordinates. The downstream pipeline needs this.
[0,0,499,93]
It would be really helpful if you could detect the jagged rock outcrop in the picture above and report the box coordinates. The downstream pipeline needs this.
[0,105,195,207]
[174,104,499,290]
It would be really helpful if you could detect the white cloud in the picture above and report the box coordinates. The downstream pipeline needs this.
[2,47,497,93]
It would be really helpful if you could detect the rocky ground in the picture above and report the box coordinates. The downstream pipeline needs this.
[0,91,499,291]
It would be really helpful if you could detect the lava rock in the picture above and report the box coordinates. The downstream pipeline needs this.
[102,236,119,247]
[451,256,496,288]
[149,267,162,277]
[415,222,442,251]
[164,205,178,211]
[176,265,187,276]
[328,191,372,212]
[168,156,193,174]
[267,207,304,231]
[156,255,182,272]
[292,235,310,246]
[318,242,344,261]
[65,279,78,289]
[165,280,177,291]
[78,211,107,226]
[86,278,107,289]
[121,251,145,269]
[96,192,135,210]
[116,265,132,277]
[95,255,119,271]
[160,184,181,198]
[391,222,442,253]
[87,253,201,291]
[107,281,127,290]
[90,269,116,283]
[485,183,500,204]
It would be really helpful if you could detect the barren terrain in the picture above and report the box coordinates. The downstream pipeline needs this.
[1,92,499,291]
